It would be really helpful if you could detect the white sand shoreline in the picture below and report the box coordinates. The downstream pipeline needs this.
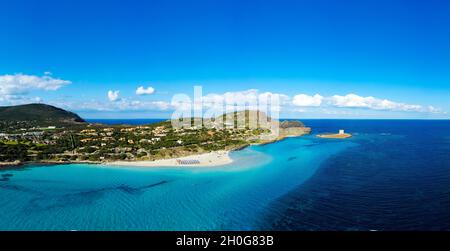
[105,150,232,168]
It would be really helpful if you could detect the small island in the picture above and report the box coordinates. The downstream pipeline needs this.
[317,129,352,139]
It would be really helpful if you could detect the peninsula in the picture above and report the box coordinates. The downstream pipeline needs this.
[0,104,311,167]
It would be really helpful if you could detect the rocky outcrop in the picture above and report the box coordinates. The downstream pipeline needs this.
[277,120,311,137]
[279,126,311,137]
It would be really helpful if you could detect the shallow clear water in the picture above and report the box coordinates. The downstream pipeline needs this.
[0,135,353,230]
[1,120,449,230]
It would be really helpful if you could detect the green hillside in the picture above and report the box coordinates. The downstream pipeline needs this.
[0,103,85,126]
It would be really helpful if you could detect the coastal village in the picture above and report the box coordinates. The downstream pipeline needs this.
[0,106,312,166]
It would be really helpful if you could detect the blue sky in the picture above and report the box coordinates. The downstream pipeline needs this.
[1,0,449,118]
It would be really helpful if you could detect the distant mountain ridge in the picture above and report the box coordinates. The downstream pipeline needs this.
[0,103,85,125]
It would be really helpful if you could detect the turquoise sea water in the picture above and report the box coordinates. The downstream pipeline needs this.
[0,135,354,230]
[1,120,450,230]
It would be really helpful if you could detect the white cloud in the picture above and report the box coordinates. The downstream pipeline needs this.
[0,95,44,105]
[289,92,445,115]
[329,93,429,112]
[107,90,120,102]
[0,73,70,97]
[174,89,445,115]
[169,89,290,118]
[202,89,289,108]
[292,94,323,107]
[120,100,170,111]
[54,99,172,112]
[136,86,155,95]
[1,76,444,117]
[426,105,445,114]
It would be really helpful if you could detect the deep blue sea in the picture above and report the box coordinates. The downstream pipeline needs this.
[0,120,449,230]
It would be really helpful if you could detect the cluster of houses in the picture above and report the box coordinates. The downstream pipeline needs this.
[0,128,59,145]
[78,125,170,146]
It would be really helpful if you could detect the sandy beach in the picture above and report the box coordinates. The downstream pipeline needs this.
[106,150,232,167]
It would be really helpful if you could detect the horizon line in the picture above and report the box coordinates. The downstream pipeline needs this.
[84,117,450,121]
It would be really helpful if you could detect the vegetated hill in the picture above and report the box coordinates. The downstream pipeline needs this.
[280,120,305,128]
[0,103,85,126]
[216,110,272,128]
[171,110,272,128]
[219,110,311,137]
[169,110,311,138]
[220,110,271,121]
